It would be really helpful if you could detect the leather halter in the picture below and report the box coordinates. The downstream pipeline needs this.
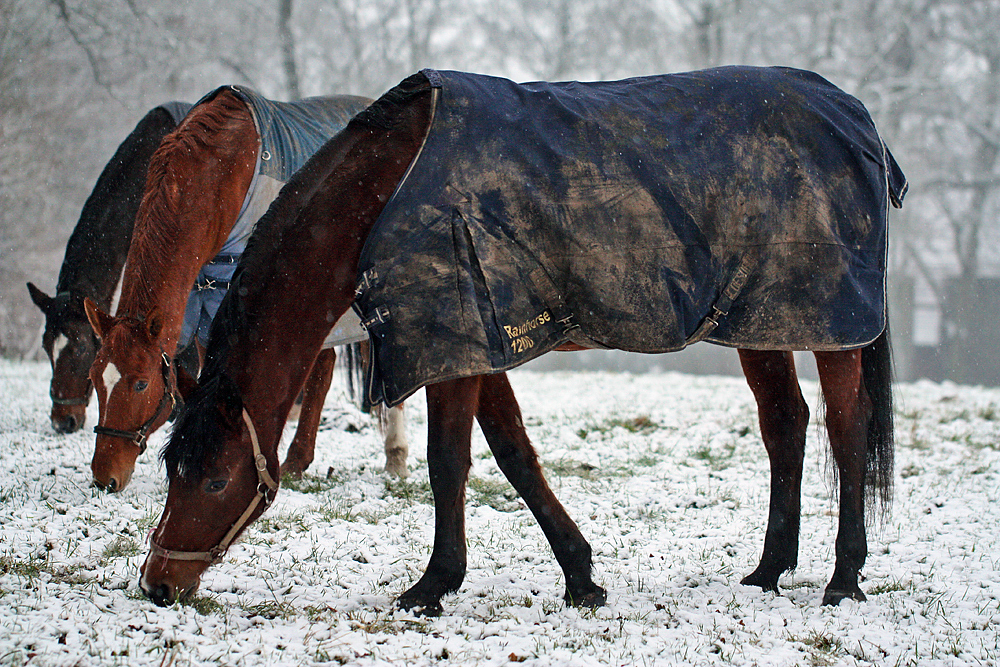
[49,387,91,406]
[93,352,178,455]
[147,408,279,564]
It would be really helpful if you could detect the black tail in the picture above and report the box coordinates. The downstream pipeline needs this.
[344,342,368,412]
[862,324,894,518]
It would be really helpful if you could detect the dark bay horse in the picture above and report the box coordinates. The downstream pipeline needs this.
[83,86,404,492]
[140,67,906,615]
[27,102,191,434]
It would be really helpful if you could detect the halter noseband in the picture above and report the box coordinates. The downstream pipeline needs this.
[49,387,91,407]
[147,408,279,564]
[93,352,178,454]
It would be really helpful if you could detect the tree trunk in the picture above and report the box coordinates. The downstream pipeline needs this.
[279,0,301,100]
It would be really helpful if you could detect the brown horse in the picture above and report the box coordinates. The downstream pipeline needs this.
[84,87,404,492]
[140,68,904,614]
[27,102,190,434]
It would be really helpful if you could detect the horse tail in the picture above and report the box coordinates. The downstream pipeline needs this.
[343,342,369,413]
[344,341,386,435]
[862,322,894,519]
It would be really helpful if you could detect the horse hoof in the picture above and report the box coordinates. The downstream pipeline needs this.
[740,569,780,593]
[822,587,866,606]
[395,595,444,617]
[564,585,607,608]
[384,462,409,479]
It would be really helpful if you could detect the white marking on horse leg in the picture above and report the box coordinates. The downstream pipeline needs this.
[382,403,409,478]
[50,334,69,370]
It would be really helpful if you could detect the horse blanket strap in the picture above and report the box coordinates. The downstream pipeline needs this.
[208,254,240,266]
[684,254,756,346]
[147,408,278,564]
[195,277,230,291]
[93,352,177,454]
[355,67,908,408]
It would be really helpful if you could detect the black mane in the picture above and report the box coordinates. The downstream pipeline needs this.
[162,373,240,478]
[161,71,433,478]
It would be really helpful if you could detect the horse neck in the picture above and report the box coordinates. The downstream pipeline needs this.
[118,97,257,354]
[230,91,434,443]
[57,108,179,308]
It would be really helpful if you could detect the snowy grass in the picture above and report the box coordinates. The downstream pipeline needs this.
[1,358,999,666]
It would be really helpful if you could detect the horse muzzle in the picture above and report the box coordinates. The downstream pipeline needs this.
[139,557,202,606]
[51,409,85,434]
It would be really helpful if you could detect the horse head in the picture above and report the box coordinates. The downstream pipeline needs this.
[27,283,98,433]
[140,373,278,605]
[85,297,178,492]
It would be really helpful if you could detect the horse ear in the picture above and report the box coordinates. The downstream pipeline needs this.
[84,297,114,340]
[144,306,165,341]
[26,282,53,313]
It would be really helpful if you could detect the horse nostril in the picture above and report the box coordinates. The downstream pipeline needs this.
[106,478,120,493]
[145,583,174,607]
[53,415,82,434]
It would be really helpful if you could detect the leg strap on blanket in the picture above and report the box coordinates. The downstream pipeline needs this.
[685,254,755,346]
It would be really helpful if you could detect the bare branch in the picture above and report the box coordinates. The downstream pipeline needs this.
[48,0,107,88]
[278,0,300,100]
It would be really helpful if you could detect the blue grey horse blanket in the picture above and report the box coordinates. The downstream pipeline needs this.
[181,86,372,348]
[354,67,908,407]
[158,101,192,126]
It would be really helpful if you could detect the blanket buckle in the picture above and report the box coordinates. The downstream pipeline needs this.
[355,268,379,299]
[360,306,391,331]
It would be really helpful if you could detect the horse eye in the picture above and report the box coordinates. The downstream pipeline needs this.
[206,479,228,493]
[134,380,149,392]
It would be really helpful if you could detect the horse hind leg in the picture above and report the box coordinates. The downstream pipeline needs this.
[374,402,409,478]
[475,373,605,608]
[738,349,810,593]
[814,348,873,605]
[281,348,337,478]
[395,377,478,616]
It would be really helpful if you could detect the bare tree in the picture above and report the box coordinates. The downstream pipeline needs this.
[278,0,301,99]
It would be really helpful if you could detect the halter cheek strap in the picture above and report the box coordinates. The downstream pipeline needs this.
[147,408,279,564]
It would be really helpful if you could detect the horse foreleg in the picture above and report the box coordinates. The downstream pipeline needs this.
[738,349,809,593]
[374,402,409,478]
[814,349,871,605]
[281,348,336,479]
[395,377,478,616]
[475,373,606,608]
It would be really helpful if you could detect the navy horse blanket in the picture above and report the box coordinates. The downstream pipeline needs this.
[181,86,372,348]
[355,67,908,407]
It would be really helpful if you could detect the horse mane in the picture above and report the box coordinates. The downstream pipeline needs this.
[119,91,250,314]
[162,372,241,478]
[162,73,433,478]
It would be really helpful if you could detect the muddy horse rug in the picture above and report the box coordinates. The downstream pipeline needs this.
[354,67,908,407]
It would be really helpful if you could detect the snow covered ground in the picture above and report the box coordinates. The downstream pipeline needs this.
[1,357,998,666]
